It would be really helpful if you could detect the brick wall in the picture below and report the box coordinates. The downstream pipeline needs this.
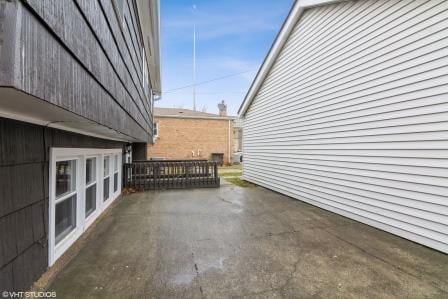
[148,117,234,164]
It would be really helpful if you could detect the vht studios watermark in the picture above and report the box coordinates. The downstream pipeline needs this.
[1,291,56,298]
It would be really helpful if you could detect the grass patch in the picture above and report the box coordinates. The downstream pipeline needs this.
[218,164,242,170]
[225,177,254,187]
[219,172,242,177]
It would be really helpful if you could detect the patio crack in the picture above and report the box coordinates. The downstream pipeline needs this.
[191,252,206,299]
[251,230,300,240]
[218,196,236,205]
[324,229,448,295]
[234,256,302,298]
[279,257,301,291]
[251,222,353,241]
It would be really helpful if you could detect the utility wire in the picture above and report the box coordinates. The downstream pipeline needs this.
[166,91,246,95]
[164,69,256,93]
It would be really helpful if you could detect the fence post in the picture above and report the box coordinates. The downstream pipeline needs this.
[214,162,218,186]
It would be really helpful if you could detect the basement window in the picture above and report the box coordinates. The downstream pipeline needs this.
[49,148,122,266]
[54,160,77,244]
[103,156,111,201]
[113,155,119,192]
[85,157,97,218]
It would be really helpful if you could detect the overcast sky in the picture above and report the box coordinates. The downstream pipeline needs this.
[158,0,293,116]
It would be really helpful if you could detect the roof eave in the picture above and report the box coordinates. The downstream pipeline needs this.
[238,0,349,117]
[136,0,162,95]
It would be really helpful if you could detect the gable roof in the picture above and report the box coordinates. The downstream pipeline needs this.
[154,107,235,120]
[238,0,348,116]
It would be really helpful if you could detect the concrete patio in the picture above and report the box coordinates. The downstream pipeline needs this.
[48,183,448,298]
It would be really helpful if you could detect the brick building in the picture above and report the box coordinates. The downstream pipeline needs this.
[148,106,234,164]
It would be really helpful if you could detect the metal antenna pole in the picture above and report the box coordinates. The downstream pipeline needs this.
[193,24,197,111]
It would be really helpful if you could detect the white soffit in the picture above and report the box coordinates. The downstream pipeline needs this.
[0,87,140,142]
[238,0,350,116]
[136,0,161,95]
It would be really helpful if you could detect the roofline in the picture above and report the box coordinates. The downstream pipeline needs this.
[238,0,349,117]
[154,114,237,121]
[136,0,162,95]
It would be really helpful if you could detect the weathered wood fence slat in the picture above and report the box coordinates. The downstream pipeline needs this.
[123,160,220,190]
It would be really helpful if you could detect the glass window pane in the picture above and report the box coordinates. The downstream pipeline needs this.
[56,160,76,198]
[104,156,110,177]
[55,195,77,244]
[85,184,96,218]
[86,158,96,185]
[154,123,158,136]
[114,173,118,192]
[103,177,110,201]
[114,155,118,171]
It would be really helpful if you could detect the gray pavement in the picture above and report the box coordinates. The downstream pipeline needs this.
[49,184,448,298]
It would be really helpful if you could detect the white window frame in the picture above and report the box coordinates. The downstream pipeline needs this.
[49,148,122,266]
[103,155,112,204]
[102,154,122,210]
[153,122,159,138]
[112,154,121,195]
[84,156,100,229]
[52,157,80,260]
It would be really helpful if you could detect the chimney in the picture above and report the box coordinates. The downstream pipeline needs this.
[218,100,227,117]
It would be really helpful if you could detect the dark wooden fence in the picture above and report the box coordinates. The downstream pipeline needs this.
[123,160,220,190]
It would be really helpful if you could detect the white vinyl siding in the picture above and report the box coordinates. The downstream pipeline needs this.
[243,0,448,253]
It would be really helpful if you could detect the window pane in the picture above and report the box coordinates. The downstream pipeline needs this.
[85,184,96,218]
[114,155,118,171]
[56,160,76,198]
[55,195,77,244]
[104,156,110,176]
[114,173,118,192]
[103,177,110,201]
[86,158,96,185]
